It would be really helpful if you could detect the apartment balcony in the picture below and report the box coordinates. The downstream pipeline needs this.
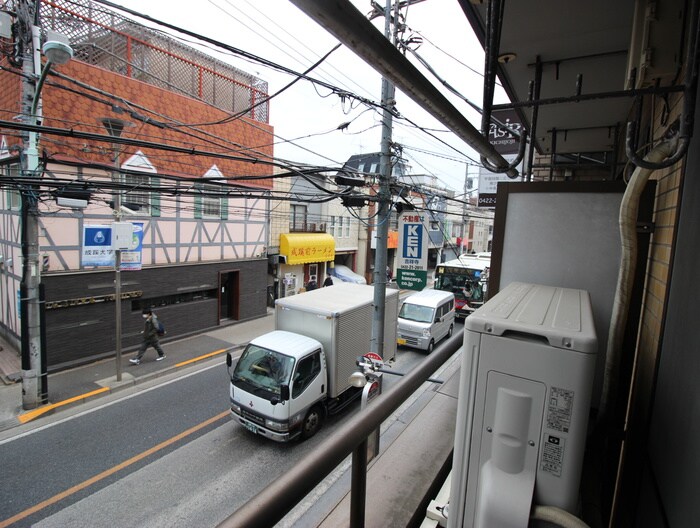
[289,222,327,234]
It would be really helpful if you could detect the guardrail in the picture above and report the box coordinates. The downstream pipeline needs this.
[217,330,464,528]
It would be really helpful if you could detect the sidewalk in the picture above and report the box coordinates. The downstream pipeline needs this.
[0,309,276,431]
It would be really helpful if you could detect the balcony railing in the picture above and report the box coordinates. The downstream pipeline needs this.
[289,222,327,233]
[38,0,269,123]
[217,332,463,527]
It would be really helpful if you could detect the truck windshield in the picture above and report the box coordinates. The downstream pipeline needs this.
[233,344,294,396]
[398,303,435,324]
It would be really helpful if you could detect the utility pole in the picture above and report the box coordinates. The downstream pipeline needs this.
[19,3,73,409]
[19,1,44,409]
[370,0,396,359]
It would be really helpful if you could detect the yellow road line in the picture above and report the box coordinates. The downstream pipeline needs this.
[0,410,229,528]
[16,348,232,425]
[17,387,111,424]
[174,348,228,367]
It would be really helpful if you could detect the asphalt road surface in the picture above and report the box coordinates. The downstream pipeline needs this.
[0,323,463,528]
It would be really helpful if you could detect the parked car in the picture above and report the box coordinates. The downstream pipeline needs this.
[331,264,367,284]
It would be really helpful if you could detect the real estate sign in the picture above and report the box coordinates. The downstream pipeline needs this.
[397,212,428,291]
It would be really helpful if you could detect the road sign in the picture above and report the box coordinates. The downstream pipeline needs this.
[82,225,114,267]
[81,223,144,269]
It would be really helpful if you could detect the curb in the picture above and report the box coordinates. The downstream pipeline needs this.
[8,343,244,428]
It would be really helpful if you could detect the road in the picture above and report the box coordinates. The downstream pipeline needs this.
[0,324,463,527]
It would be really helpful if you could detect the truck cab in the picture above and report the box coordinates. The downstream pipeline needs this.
[228,330,327,442]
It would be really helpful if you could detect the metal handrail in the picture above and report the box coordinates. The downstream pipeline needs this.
[217,330,464,528]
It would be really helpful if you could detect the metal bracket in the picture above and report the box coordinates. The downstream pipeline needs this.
[626,0,699,170]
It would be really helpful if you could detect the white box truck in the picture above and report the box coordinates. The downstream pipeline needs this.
[226,283,399,442]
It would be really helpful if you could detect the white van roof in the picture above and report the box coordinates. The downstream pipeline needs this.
[403,288,455,307]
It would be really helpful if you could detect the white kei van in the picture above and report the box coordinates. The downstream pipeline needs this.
[396,289,456,353]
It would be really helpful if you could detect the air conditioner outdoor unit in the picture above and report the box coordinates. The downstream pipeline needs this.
[448,282,597,528]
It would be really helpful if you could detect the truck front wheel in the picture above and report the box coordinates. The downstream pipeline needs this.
[301,406,323,439]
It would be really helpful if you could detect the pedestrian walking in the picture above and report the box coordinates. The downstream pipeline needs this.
[130,308,166,365]
[306,276,318,291]
[323,275,334,287]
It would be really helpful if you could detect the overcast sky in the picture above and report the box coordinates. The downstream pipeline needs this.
[108,0,506,193]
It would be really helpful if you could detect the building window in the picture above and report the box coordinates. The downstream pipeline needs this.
[123,173,151,213]
[202,185,221,218]
[337,216,344,238]
[7,189,21,211]
[329,215,336,237]
[345,216,351,237]
[194,181,228,220]
[291,204,307,231]
[120,151,160,217]
[5,164,21,210]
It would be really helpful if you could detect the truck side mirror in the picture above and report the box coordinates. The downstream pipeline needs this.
[226,352,232,368]
[280,384,290,401]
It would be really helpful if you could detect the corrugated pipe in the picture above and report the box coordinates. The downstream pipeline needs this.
[598,135,679,422]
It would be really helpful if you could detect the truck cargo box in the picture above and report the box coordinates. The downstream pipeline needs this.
[275,283,399,398]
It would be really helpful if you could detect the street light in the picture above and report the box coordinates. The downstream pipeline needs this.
[101,117,133,382]
[21,31,73,410]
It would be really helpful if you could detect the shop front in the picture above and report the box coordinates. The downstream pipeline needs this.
[279,233,335,296]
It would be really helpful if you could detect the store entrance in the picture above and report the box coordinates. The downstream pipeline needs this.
[219,270,240,321]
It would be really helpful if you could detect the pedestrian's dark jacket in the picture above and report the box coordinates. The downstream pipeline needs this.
[144,315,159,340]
